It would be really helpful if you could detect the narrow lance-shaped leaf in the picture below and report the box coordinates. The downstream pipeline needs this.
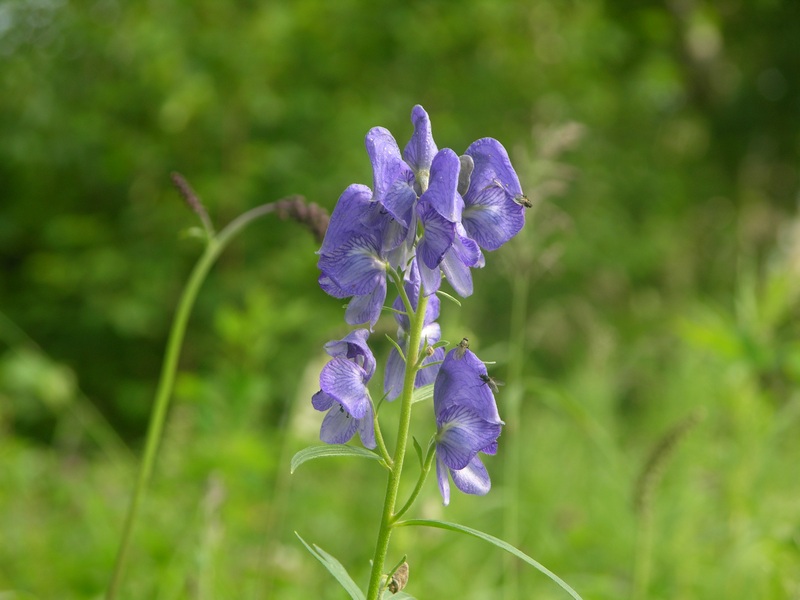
[290,444,382,474]
[295,532,366,600]
[395,519,584,600]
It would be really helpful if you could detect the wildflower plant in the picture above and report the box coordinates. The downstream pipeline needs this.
[105,109,581,600]
[292,106,582,599]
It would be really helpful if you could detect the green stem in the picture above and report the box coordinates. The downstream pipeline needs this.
[365,289,429,600]
[106,202,281,600]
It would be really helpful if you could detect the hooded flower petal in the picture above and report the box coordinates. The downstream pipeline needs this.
[318,184,374,256]
[403,105,438,177]
[433,348,502,424]
[366,126,416,222]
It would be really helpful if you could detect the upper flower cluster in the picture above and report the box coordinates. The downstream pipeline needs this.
[317,105,527,328]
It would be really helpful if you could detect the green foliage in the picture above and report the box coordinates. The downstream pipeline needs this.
[2,0,800,598]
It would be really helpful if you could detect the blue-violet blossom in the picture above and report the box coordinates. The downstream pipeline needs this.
[312,329,376,449]
[433,347,504,505]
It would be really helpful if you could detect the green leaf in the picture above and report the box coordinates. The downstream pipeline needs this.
[435,289,462,307]
[412,436,424,468]
[295,532,366,600]
[395,519,584,600]
[411,383,433,404]
[290,444,382,474]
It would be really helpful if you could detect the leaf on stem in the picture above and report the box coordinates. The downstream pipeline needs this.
[435,289,462,307]
[410,383,434,404]
[394,519,584,600]
[290,444,382,474]
[295,532,366,600]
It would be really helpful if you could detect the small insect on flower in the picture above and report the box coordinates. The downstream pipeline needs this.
[455,337,470,359]
[479,373,504,394]
[513,193,533,209]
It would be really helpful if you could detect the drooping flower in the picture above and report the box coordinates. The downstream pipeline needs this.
[312,329,377,449]
[384,259,444,401]
[433,347,503,505]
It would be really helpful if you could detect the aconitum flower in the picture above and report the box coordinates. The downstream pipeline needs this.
[460,138,527,252]
[383,259,444,401]
[433,347,504,505]
[312,329,376,449]
[317,185,389,328]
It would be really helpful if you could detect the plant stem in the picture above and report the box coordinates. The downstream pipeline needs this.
[365,290,429,600]
[106,202,280,600]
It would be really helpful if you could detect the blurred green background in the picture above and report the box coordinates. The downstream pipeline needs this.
[2,0,800,598]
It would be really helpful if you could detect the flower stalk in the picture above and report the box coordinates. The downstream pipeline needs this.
[365,290,429,600]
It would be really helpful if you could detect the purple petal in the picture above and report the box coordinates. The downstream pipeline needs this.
[433,349,502,424]
[345,279,387,329]
[450,455,491,496]
[440,249,474,298]
[436,404,502,470]
[419,148,463,223]
[318,235,386,296]
[319,184,374,255]
[366,127,415,208]
[311,390,336,411]
[319,358,370,418]
[357,407,376,449]
[320,403,359,444]
[383,343,405,401]
[461,184,525,251]
[403,105,438,175]
[436,455,452,506]
[416,200,456,270]
[452,223,482,267]
[318,274,350,299]
[418,258,441,296]
[381,178,417,227]
[465,138,523,197]
[463,138,526,251]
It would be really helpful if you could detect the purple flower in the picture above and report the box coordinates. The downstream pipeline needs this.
[433,347,503,505]
[317,185,389,328]
[384,260,444,400]
[312,329,376,449]
[461,138,527,252]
